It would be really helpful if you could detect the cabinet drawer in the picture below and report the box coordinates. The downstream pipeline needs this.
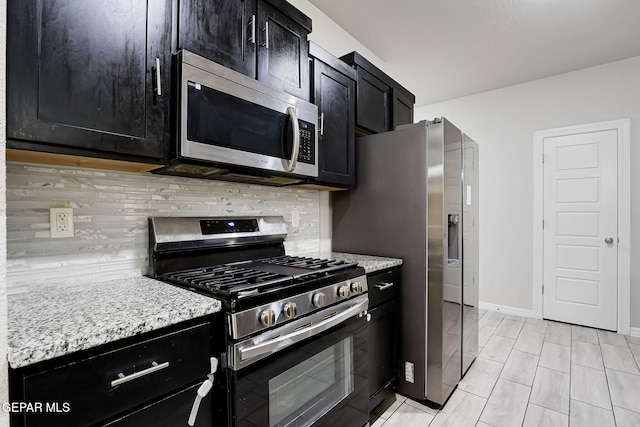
[103,382,212,427]
[19,323,210,427]
[368,268,400,307]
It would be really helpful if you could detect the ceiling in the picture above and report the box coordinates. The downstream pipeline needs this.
[308,0,640,106]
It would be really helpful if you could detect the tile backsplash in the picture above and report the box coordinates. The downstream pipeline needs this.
[6,162,322,294]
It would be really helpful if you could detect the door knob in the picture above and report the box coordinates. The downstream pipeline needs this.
[604,237,614,244]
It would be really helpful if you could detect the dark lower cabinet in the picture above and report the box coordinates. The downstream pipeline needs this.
[309,42,356,188]
[367,268,400,411]
[340,51,415,135]
[10,320,216,427]
[104,382,212,427]
[7,0,171,163]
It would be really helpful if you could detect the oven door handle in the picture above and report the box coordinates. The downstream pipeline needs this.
[237,297,368,362]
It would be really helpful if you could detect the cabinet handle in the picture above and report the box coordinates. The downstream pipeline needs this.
[111,361,169,387]
[261,22,269,49]
[248,15,256,44]
[319,113,324,136]
[374,282,395,291]
[155,57,162,97]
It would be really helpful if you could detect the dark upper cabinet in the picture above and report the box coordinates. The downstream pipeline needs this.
[7,0,171,163]
[309,43,356,188]
[340,52,415,135]
[393,88,415,129]
[178,0,311,101]
[178,0,256,77]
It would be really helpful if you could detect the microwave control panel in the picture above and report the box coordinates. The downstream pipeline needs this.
[297,120,315,164]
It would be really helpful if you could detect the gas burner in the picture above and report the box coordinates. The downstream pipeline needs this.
[256,255,358,272]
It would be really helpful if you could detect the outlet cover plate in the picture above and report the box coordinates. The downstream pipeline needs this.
[50,207,74,238]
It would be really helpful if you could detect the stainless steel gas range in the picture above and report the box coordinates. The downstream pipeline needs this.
[149,216,370,427]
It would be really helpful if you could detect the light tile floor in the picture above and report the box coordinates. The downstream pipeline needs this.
[369,310,640,427]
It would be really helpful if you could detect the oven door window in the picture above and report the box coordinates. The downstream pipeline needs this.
[269,336,353,427]
[232,316,368,427]
[186,82,293,160]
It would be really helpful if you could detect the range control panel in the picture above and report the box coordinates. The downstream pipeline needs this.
[200,219,259,235]
[297,120,315,165]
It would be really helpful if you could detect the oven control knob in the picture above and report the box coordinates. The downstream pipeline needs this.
[312,292,326,308]
[260,309,277,327]
[350,281,363,293]
[337,286,350,298]
[283,303,298,319]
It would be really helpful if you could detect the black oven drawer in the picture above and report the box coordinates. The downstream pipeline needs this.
[368,268,400,307]
[103,381,212,427]
[18,323,210,427]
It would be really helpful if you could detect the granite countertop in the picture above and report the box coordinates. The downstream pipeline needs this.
[7,277,221,369]
[302,251,403,274]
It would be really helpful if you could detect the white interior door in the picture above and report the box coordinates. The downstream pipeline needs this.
[542,130,618,330]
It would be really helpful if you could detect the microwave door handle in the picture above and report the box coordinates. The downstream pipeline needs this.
[285,106,300,172]
[237,297,368,361]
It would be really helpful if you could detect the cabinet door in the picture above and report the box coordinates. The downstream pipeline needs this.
[393,89,414,129]
[7,0,170,161]
[179,0,257,78]
[313,60,355,187]
[355,68,392,134]
[256,0,310,101]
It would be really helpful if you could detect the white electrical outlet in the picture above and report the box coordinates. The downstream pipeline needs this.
[50,208,74,238]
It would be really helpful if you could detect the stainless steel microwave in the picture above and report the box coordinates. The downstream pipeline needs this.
[156,50,318,186]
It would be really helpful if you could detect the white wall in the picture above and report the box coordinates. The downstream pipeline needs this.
[287,0,387,70]
[415,56,640,328]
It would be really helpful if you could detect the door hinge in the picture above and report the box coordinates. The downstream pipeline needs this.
[542,153,544,163]
[542,285,544,295]
[542,219,545,229]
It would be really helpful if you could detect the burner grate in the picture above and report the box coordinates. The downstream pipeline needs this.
[163,265,290,296]
[257,256,358,273]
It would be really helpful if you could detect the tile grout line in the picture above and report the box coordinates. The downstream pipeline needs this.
[597,330,617,425]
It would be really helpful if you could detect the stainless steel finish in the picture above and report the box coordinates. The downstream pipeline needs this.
[605,237,614,244]
[111,361,170,387]
[229,295,369,370]
[312,292,326,308]
[248,15,256,44]
[150,216,287,249]
[332,119,479,406]
[260,309,277,326]
[338,285,350,298]
[285,106,300,172]
[179,50,318,178]
[155,57,162,96]
[374,282,395,291]
[319,112,325,136]
[283,302,298,319]
[350,281,363,293]
[229,275,368,339]
[262,22,269,48]
[462,133,480,376]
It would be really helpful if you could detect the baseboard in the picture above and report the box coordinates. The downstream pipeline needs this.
[629,327,640,338]
[479,302,537,319]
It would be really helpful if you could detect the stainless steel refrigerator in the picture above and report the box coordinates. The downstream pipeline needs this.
[332,118,479,406]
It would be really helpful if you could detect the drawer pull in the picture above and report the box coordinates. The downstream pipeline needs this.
[111,361,170,387]
[374,282,395,291]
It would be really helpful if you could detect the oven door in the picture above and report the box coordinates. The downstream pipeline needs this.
[179,50,318,178]
[228,310,368,427]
